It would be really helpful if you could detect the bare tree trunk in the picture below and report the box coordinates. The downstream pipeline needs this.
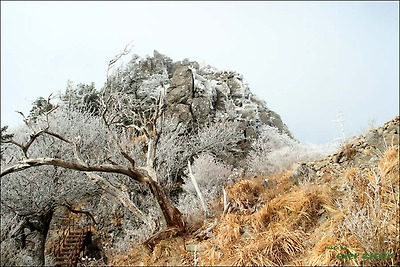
[188,160,210,218]
[146,179,184,230]
[144,136,184,230]
[143,179,185,250]
[146,138,158,182]
[30,210,53,266]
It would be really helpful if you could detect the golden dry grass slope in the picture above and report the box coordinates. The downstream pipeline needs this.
[111,117,399,266]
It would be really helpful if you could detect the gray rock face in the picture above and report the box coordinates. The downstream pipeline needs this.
[164,103,192,133]
[191,97,213,124]
[115,50,293,161]
[165,67,194,105]
[164,66,194,132]
[289,163,317,185]
[159,54,292,141]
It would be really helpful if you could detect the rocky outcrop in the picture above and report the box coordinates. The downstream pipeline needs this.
[113,50,292,141]
[165,67,194,105]
[305,116,399,178]
[164,66,194,131]
[156,51,292,140]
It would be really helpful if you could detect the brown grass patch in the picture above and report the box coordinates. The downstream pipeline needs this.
[199,174,336,266]
[109,145,399,266]
[304,145,399,266]
[110,236,193,266]
[225,179,264,214]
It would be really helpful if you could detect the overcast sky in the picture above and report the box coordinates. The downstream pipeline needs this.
[1,1,398,144]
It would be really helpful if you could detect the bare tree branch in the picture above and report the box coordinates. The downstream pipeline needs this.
[5,103,60,159]
[188,160,210,219]
[108,41,134,67]
[0,158,146,183]
[15,111,33,132]
[100,98,137,171]
[43,130,73,144]
[63,203,98,225]
[105,41,134,92]
[3,129,47,159]
[84,172,150,227]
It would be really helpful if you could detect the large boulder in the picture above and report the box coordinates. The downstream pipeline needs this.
[290,163,317,185]
[165,66,194,105]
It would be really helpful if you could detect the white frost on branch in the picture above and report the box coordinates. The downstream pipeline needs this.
[248,125,335,175]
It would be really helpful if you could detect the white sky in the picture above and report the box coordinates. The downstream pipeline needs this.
[1,1,399,144]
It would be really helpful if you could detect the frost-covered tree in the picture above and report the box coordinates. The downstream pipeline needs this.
[28,96,55,121]
[248,125,334,175]
[155,115,245,186]
[178,153,240,222]
[1,119,99,265]
[1,126,14,160]
[1,46,246,254]
[62,81,100,115]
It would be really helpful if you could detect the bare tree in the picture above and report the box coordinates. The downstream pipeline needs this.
[1,47,246,255]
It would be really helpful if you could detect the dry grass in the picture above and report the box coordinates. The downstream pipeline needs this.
[304,145,399,266]
[198,173,337,266]
[334,146,399,266]
[224,179,264,214]
[110,146,399,266]
[339,143,357,161]
[110,236,193,266]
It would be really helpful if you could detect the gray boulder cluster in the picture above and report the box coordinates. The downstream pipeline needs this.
[143,50,292,140]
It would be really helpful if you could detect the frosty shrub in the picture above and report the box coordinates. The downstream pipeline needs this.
[337,151,399,264]
[0,111,103,266]
[1,239,33,266]
[248,125,335,175]
[155,115,244,187]
[183,153,237,199]
[178,153,240,222]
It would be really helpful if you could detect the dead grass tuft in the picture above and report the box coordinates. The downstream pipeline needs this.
[378,146,399,181]
[199,172,337,266]
[339,143,357,161]
[259,171,295,202]
[225,179,264,214]
[308,145,399,266]
[110,237,192,266]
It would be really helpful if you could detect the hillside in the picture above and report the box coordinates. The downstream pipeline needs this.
[0,48,397,267]
[0,50,299,267]
[111,116,399,266]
